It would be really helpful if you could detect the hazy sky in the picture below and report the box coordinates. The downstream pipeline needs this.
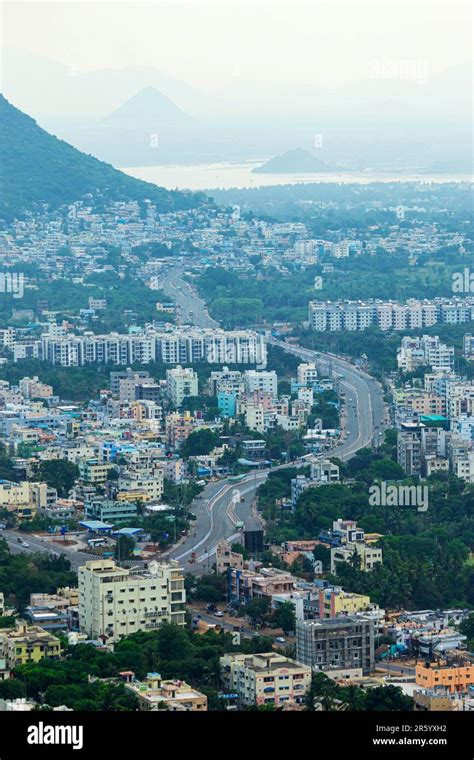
[2,1,472,91]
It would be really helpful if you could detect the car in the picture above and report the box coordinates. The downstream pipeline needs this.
[21,541,29,548]
[275,637,286,644]
[214,611,224,617]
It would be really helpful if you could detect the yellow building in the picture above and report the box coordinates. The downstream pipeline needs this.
[318,588,371,618]
[124,672,207,711]
[0,620,61,669]
[416,661,474,694]
[0,481,47,520]
[78,460,113,485]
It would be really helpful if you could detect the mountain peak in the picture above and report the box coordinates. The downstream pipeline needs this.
[104,86,192,126]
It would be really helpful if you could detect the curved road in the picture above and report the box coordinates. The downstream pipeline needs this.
[6,269,387,576]
[159,268,388,572]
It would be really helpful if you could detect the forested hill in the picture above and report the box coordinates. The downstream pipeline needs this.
[0,95,209,221]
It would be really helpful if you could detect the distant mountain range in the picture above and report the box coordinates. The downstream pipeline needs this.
[0,95,208,221]
[252,149,338,174]
[2,49,471,172]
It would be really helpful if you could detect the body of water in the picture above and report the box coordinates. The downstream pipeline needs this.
[123,160,471,191]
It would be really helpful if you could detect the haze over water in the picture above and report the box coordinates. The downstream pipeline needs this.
[123,161,472,191]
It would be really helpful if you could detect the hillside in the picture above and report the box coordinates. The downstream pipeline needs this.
[252,148,335,174]
[0,95,207,221]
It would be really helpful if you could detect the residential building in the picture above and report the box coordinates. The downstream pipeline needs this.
[0,620,61,669]
[415,661,474,694]
[166,366,198,408]
[78,559,186,643]
[220,652,311,708]
[124,672,207,711]
[84,499,138,524]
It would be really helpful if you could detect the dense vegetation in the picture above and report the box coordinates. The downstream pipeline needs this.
[257,437,474,610]
[0,539,77,610]
[0,95,209,221]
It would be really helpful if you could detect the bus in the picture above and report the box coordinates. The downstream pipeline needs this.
[87,537,107,548]
[228,474,246,482]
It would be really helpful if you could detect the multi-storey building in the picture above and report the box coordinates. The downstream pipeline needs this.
[0,620,61,669]
[84,499,138,524]
[308,298,474,332]
[415,661,474,694]
[166,366,198,408]
[296,616,375,675]
[220,653,311,708]
[78,559,186,643]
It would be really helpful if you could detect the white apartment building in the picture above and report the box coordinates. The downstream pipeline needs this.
[446,382,474,419]
[297,362,318,385]
[245,403,265,434]
[397,336,454,373]
[78,559,186,643]
[166,366,198,407]
[308,298,474,333]
[244,370,278,397]
[117,470,164,501]
[29,327,267,368]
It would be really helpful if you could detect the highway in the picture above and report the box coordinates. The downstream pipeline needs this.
[3,269,387,576]
[167,471,266,575]
[269,339,388,461]
[161,265,219,328]
[0,528,91,571]
[157,266,388,572]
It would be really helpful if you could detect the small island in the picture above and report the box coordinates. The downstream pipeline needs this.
[252,148,335,174]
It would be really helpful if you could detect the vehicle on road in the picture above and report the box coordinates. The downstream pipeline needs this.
[21,541,29,548]
[275,637,285,644]
[215,611,224,617]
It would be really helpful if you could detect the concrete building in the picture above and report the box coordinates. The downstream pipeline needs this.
[84,499,138,524]
[415,661,474,694]
[220,652,311,708]
[123,672,207,711]
[0,620,61,669]
[244,370,278,397]
[166,366,198,408]
[215,540,244,574]
[296,616,375,674]
[78,559,185,643]
[317,587,372,619]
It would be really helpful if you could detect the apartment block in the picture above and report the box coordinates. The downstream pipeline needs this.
[415,661,474,694]
[166,366,198,407]
[220,652,311,708]
[78,559,185,643]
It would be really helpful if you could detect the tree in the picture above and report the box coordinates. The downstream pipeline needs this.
[313,544,331,569]
[114,535,135,561]
[364,685,413,711]
[34,459,79,497]
[241,597,270,625]
[180,429,220,458]
[273,602,295,634]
